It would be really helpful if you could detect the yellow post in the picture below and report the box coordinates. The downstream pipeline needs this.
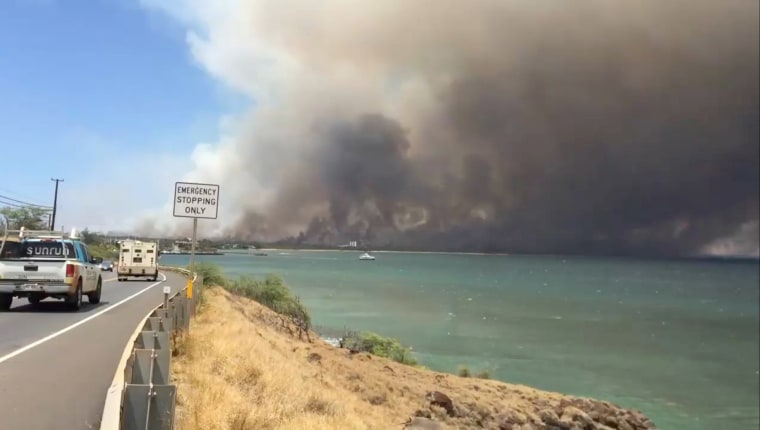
[187,278,193,299]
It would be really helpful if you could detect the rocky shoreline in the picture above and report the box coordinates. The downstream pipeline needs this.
[406,391,657,429]
[318,337,657,430]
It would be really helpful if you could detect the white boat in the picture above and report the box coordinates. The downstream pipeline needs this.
[359,252,376,261]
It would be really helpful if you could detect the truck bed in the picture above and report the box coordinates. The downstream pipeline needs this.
[0,258,70,283]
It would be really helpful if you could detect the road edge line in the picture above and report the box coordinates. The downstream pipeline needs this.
[0,273,167,365]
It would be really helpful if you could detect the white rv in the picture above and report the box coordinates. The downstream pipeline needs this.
[117,240,159,281]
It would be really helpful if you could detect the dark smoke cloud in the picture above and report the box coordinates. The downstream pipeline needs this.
[173,0,758,257]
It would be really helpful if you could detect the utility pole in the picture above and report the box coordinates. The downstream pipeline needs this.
[50,178,64,231]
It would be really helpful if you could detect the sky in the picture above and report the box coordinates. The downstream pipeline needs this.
[0,0,242,232]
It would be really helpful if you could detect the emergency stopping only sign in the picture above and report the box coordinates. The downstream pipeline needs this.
[173,181,220,219]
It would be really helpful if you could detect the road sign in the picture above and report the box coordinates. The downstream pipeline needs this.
[173,182,220,219]
[172,181,220,277]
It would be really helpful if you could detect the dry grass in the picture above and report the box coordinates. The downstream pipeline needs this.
[172,288,655,430]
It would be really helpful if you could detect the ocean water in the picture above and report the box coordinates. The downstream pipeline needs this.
[160,251,759,430]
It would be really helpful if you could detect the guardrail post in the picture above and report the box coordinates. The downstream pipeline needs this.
[183,295,190,331]
[196,275,204,314]
[174,295,189,332]
[122,384,176,430]
[155,309,174,333]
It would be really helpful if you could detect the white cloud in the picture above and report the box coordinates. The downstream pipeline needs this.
[53,130,191,234]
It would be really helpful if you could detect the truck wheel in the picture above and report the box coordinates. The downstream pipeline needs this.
[88,278,102,304]
[0,294,12,311]
[67,281,83,311]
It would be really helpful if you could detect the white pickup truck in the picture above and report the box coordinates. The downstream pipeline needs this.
[0,223,103,311]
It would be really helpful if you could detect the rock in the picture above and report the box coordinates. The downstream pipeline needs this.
[497,409,527,429]
[538,408,573,428]
[413,409,432,419]
[426,391,455,416]
[404,417,445,430]
[551,398,657,430]
[512,424,539,430]
[306,352,322,363]
[559,406,594,428]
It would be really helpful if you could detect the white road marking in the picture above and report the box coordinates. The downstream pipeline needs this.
[0,272,167,365]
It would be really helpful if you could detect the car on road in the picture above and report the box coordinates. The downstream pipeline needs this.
[0,219,103,311]
[100,260,114,272]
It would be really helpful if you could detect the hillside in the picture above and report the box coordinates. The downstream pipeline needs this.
[171,287,657,430]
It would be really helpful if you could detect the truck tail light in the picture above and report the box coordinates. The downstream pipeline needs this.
[65,264,75,277]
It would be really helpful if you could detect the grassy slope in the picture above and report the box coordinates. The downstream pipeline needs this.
[172,287,657,430]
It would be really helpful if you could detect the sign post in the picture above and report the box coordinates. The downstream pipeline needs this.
[173,181,220,301]
[163,285,171,309]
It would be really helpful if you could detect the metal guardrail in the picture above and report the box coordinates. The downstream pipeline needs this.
[100,266,204,430]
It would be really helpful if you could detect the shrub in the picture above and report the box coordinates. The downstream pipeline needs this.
[457,364,491,379]
[191,262,227,287]
[225,274,312,340]
[341,330,417,366]
[87,243,118,259]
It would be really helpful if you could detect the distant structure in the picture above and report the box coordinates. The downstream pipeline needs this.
[339,240,358,248]
[160,239,224,256]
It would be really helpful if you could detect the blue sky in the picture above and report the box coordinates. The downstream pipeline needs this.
[0,0,245,231]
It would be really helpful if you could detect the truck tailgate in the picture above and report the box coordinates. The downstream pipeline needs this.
[0,260,66,282]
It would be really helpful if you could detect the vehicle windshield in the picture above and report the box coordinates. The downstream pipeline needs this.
[4,240,77,259]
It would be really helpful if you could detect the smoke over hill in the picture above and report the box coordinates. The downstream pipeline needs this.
[141,0,759,257]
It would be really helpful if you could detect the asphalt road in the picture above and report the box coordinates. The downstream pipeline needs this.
[0,270,188,430]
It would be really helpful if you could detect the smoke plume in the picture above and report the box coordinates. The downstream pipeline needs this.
[142,0,759,257]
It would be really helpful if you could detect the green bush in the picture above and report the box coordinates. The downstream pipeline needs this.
[342,330,418,366]
[457,364,491,379]
[88,243,119,259]
[191,262,227,287]
[226,274,311,333]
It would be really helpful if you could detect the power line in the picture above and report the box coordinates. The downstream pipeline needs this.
[0,199,53,210]
[0,193,53,209]
[0,200,27,209]
[0,186,43,203]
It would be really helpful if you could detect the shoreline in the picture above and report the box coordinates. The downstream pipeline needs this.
[220,247,760,263]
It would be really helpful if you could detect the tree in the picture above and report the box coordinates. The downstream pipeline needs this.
[80,228,101,245]
[0,206,50,230]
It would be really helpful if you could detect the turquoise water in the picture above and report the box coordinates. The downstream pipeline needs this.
[160,251,759,430]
